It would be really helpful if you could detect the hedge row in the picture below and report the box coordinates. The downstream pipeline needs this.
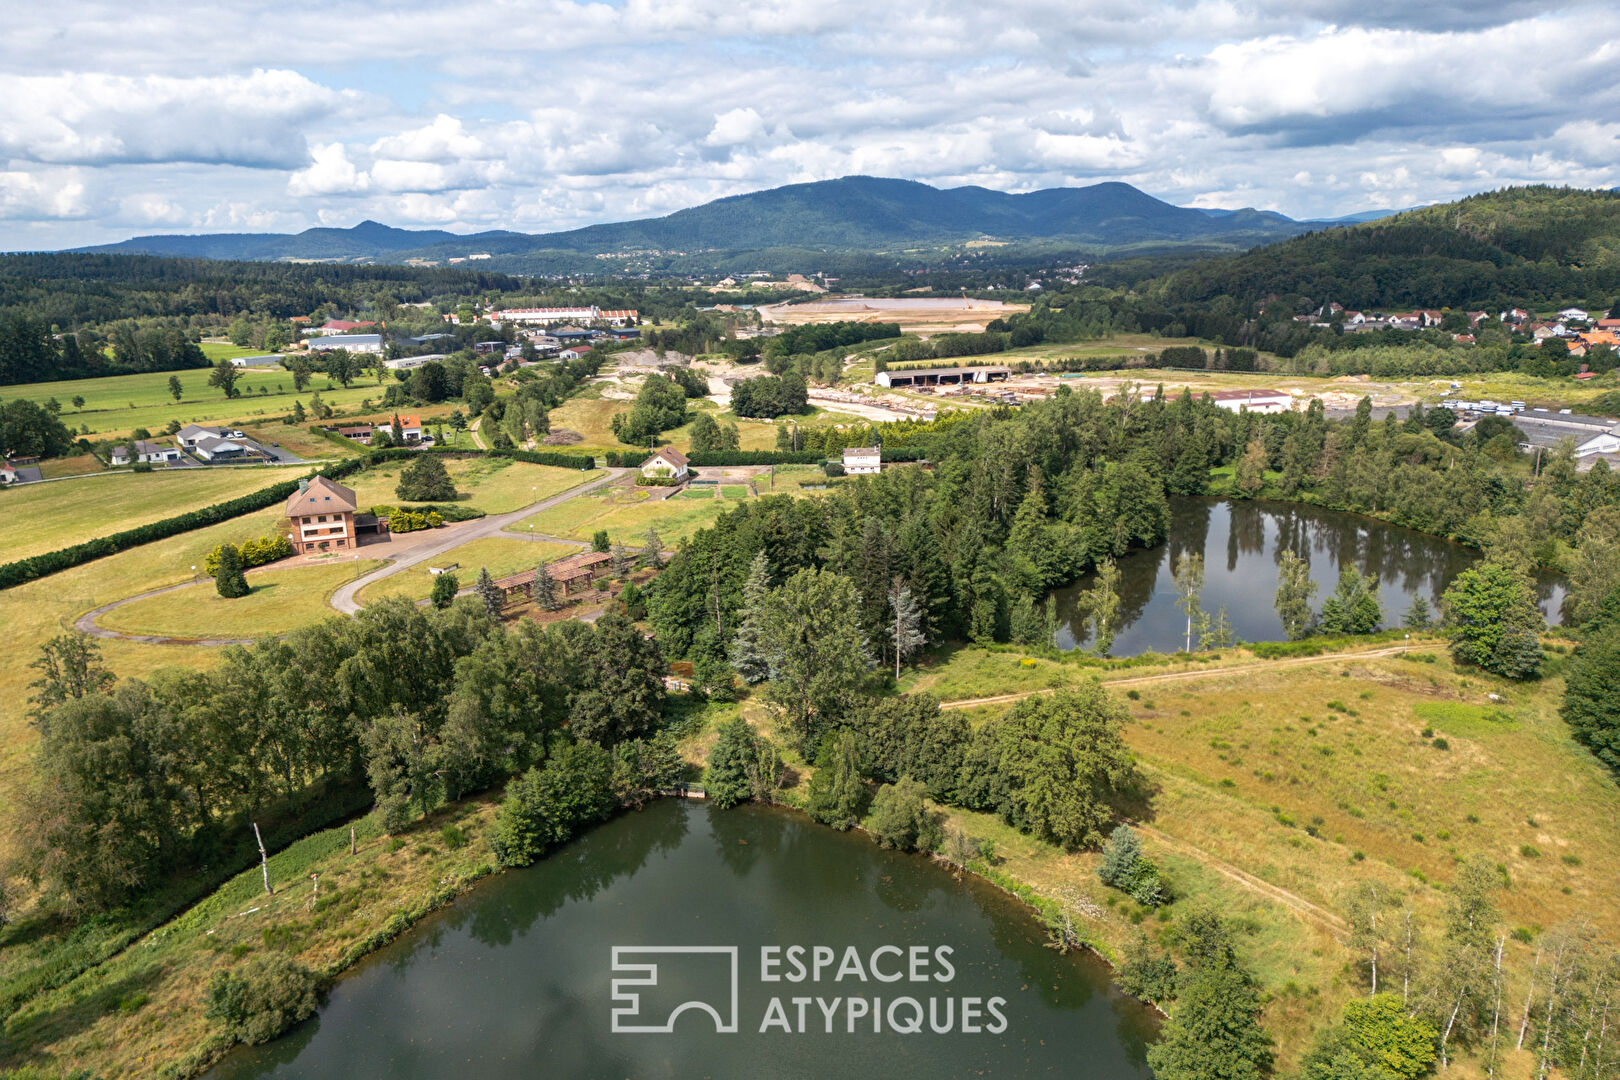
[0,458,369,591]
[0,444,601,590]
[360,446,596,471]
[686,450,825,466]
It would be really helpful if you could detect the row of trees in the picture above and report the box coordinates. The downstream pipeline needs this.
[17,599,670,913]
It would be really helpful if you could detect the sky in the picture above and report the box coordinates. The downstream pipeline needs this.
[2,0,1619,250]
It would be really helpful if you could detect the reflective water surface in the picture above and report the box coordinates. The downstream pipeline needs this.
[1053,499,1565,655]
[207,801,1159,1080]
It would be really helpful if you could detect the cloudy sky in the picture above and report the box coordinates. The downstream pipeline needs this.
[3,0,1618,249]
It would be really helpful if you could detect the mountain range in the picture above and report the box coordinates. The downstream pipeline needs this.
[75,176,1399,270]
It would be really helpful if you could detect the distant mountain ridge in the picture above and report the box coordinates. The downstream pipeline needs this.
[73,176,1399,269]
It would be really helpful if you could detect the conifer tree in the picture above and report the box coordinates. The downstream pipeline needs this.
[532,561,558,611]
[476,567,503,617]
[214,543,250,598]
[729,551,774,683]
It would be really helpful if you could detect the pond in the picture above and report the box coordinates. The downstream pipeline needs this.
[206,801,1159,1080]
[1053,499,1566,656]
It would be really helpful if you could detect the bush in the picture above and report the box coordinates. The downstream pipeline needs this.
[430,571,459,609]
[1117,933,1179,1003]
[387,508,446,533]
[203,952,319,1046]
[205,533,294,575]
[685,450,823,467]
[867,777,943,852]
[488,741,615,867]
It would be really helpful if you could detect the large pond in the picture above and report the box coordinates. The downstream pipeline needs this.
[1053,499,1566,656]
[207,801,1158,1080]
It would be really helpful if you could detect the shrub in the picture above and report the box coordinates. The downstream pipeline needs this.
[1117,933,1179,1003]
[440,824,467,849]
[205,533,294,575]
[203,952,319,1046]
[488,741,615,867]
[867,777,943,852]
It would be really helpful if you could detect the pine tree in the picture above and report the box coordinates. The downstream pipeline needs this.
[1403,594,1433,630]
[730,552,774,683]
[214,543,250,598]
[888,577,926,679]
[475,567,503,617]
[639,527,663,568]
[532,562,558,611]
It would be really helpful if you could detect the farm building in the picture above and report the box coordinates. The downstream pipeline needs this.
[1207,389,1294,414]
[875,365,1011,389]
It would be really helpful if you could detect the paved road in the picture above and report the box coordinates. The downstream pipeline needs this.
[327,468,623,614]
[74,468,625,643]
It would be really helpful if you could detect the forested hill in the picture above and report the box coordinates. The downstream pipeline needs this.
[74,177,1351,266]
[1152,186,1620,313]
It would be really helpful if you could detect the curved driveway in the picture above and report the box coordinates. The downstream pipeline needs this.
[327,468,623,614]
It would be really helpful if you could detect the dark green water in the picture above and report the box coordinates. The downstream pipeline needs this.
[1053,499,1567,656]
[206,801,1159,1080]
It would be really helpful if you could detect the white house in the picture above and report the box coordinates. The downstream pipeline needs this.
[640,447,689,480]
[111,439,182,466]
[1208,389,1294,414]
[375,415,424,444]
[192,436,253,462]
[306,334,383,354]
[176,424,226,449]
[1559,308,1591,323]
[843,446,882,475]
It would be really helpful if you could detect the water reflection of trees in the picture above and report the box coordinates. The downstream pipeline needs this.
[464,801,691,947]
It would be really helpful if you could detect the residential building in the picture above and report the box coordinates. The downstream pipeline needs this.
[1,459,43,484]
[843,446,882,475]
[336,425,374,444]
[1559,308,1591,322]
[286,476,358,554]
[375,415,423,443]
[192,435,253,461]
[640,447,689,481]
[306,334,383,354]
[1208,389,1294,414]
[176,424,227,450]
[110,439,182,466]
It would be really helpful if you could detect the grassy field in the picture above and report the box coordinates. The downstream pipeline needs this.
[547,387,830,455]
[98,560,386,638]
[0,793,506,1079]
[355,537,578,605]
[507,485,728,546]
[879,641,1620,1075]
[340,457,592,515]
[197,342,271,362]
[4,466,308,562]
[9,366,400,443]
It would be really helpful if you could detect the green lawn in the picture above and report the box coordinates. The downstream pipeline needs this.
[508,487,728,545]
[197,342,271,362]
[342,458,593,515]
[355,537,578,605]
[4,466,309,562]
[677,487,716,500]
[719,484,750,498]
[98,560,385,638]
[9,366,401,443]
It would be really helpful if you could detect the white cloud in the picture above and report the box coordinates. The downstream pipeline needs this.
[4,0,1620,248]
[0,70,357,168]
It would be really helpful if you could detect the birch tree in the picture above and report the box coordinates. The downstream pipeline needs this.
[888,577,926,679]
[1173,552,1207,653]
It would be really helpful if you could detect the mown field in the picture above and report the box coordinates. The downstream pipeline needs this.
[354,537,578,605]
[339,456,592,515]
[8,366,398,442]
[98,560,387,638]
[507,484,729,546]
[3,466,308,563]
